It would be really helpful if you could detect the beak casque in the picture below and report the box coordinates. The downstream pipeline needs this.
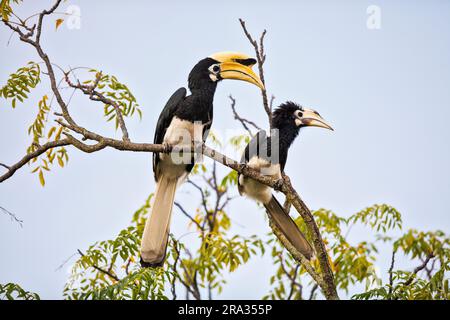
[209,51,265,90]
[298,109,334,131]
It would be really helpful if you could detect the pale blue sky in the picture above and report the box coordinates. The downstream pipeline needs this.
[1,0,449,299]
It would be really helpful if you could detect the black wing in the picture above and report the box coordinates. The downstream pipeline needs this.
[153,87,187,180]
[240,130,269,164]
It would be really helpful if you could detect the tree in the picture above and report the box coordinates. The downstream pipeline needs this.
[0,0,448,300]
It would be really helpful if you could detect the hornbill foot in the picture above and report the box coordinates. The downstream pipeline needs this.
[162,142,171,153]
[139,256,164,268]
[274,178,284,191]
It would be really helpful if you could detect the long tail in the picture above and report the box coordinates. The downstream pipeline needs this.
[264,195,314,260]
[140,175,178,267]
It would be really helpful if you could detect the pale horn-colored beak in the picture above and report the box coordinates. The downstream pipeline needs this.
[297,108,333,131]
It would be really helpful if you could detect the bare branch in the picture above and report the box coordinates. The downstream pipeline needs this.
[237,18,338,299]
[280,174,338,299]
[309,284,319,300]
[187,179,210,219]
[238,19,272,128]
[0,163,11,170]
[0,205,23,227]
[279,254,302,300]
[228,95,261,135]
[171,238,201,300]
[174,202,204,231]
[64,71,130,142]
[388,249,396,299]
[269,219,325,292]
[283,198,292,214]
[403,253,435,286]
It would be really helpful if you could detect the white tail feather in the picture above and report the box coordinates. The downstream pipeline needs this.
[140,175,178,264]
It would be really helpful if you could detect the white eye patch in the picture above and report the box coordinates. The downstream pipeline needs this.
[294,110,303,126]
[208,64,221,82]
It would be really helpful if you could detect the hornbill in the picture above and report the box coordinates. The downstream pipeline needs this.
[140,52,264,267]
[238,102,333,260]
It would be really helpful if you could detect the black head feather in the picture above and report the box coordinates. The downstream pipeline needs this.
[188,57,219,91]
[272,101,304,129]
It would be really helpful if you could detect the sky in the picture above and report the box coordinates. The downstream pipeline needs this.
[0,0,449,299]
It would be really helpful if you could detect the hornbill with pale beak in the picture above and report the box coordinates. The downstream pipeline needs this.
[140,52,264,267]
[238,102,333,260]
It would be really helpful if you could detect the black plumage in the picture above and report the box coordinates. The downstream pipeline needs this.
[238,101,333,260]
[141,53,263,267]
[153,58,218,179]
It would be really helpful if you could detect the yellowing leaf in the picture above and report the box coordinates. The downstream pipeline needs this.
[54,126,63,141]
[38,170,45,187]
[57,157,64,168]
[55,19,64,30]
[47,126,56,139]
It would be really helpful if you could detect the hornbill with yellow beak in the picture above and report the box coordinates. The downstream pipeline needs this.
[140,52,264,267]
[238,102,333,260]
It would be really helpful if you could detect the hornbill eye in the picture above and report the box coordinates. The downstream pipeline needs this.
[212,65,220,73]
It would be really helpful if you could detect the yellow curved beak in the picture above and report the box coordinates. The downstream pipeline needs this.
[219,62,265,90]
[209,51,265,90]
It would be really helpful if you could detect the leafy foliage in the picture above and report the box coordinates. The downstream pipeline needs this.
[353,229,450,300]
[26,95,68,186]
[0,3,447,299]
[0,283,40,300]
[82,70,142,128]
[63,156,265,300]
[265,202,448,300]
[0,62,40,108]
[0,0,22,21]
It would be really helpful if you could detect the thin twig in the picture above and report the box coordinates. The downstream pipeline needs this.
[0,205,23,227]
[238,18,272,128]
[309,284,319,300]
[77,249,120,282]
[388,249,396,299]
[228,95,260,135]
[174,202,204,231]
[403,253,435,286]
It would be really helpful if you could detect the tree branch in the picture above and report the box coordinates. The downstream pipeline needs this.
[1,5,338,300]
[174,201,204,231]
[228,95,261,135]
[0,139,70,183]
[388,249,396,299]
[0,205,23,227]
[238,19,272,128]
[77,249,120,282]
[64,71,130,142]
[403,253,435,286]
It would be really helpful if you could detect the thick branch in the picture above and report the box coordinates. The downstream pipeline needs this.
[269,220,326,291]
[280,175,338,299]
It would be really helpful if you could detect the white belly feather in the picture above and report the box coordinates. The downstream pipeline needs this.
[239,156,281,204]
[158,116,204,180]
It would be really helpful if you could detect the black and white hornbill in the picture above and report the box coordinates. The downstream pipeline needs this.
[140,52,264,267]
[238,102,333,260]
